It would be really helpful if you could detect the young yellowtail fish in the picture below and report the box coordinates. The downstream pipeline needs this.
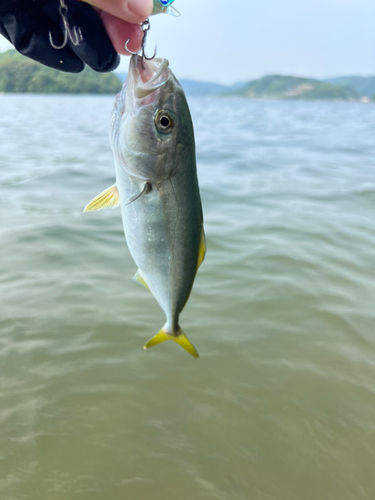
[152,0,180,17]
[84,55,205,359]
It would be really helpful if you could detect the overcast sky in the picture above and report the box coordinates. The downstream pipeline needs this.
[1,0,374,84]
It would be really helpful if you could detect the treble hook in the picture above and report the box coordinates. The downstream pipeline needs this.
[49,0,83,50]
[125,19,157,69]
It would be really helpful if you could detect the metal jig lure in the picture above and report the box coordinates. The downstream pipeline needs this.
[49,0,83,50]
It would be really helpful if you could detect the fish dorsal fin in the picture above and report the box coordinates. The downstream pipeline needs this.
[144,327,199,359]
[84,185,120,212]
[132,269,151,291]
[197,227,206,270]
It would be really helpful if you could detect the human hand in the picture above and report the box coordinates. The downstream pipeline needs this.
[0,0,152,74]
[81,0,153,56]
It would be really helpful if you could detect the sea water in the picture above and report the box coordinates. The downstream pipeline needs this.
[0,94,375,499]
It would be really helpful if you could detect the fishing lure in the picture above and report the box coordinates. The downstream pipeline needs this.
[152,0,180,17]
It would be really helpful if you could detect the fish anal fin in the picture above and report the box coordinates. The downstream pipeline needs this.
[144,327,199,359]
[84,185,120,212]
[197,227,206,270]
[132,269,151,291]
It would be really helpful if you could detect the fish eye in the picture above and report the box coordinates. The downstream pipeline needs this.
[155,110,174,134]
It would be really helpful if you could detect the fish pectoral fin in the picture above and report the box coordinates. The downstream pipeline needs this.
[84,184,120,212]
[197,227,206,270]
[125,182,152,206]
[144,327,199,359]
[132,269,151,291]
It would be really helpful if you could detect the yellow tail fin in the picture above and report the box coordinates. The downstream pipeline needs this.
[144,327,199,359]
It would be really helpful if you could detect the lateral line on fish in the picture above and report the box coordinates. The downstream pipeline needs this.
[170,176,180,269]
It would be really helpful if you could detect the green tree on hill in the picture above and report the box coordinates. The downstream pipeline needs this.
[224,75,359,101]
[0,49,121,94]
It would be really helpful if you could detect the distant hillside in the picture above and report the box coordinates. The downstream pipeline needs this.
[114,73,246,96]
[324,76,375,97]
[222,75,359,101]
[2,49,368,101]
[178,79,228,96]
[0,50,121,94]
[179,79,249,96]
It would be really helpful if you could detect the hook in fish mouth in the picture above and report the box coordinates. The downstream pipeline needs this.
[125,18,157,70]
[129,56,171,99]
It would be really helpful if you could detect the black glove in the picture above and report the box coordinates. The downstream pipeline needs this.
[0,0,120,73]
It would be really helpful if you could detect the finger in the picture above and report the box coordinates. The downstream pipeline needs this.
[80,0,153,25]
[97,10,143,55]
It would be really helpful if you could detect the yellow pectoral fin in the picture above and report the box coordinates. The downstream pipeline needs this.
[83,185,120,212]
[132,269,151,291]
[197,227,206,270]
[144,328,199,359]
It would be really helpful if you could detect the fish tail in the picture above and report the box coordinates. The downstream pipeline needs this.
[143,325,199,359]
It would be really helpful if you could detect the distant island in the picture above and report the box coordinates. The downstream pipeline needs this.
[0,50,121,94]
[117,73,373,101]
[221,75,359,101]
[1,49,374,101]
[324,76,375,98]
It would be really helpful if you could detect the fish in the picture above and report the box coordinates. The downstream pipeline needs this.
[84,55,205,359]
[152,0,180,17]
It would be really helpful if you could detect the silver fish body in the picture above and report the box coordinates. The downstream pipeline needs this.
[85,56,205,358]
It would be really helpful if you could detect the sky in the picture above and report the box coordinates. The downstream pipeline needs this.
[1,0,374,84]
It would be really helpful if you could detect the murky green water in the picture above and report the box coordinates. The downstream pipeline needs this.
[1,94,375,500]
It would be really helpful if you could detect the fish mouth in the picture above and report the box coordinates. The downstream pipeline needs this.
[129,55,171,101]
